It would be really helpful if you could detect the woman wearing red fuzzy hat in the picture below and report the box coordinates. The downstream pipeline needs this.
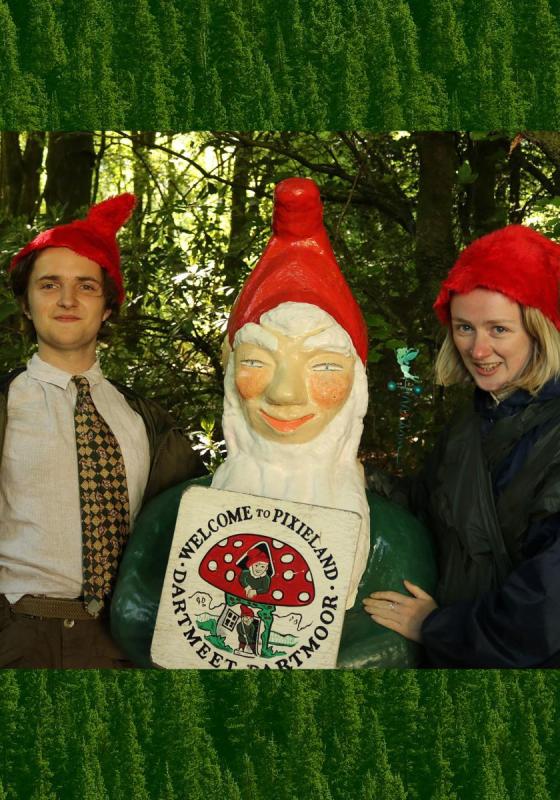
[0,195,203,668]
[365,224,560,668]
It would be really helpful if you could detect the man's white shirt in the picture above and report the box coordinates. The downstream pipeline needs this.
[0,354,150,601]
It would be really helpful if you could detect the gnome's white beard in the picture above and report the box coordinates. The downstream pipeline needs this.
[212,347,370,609]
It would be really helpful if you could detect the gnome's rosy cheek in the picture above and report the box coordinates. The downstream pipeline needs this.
[235,367,271,400]
[309,372,352,409]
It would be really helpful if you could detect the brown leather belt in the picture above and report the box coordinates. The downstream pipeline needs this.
[11,595,102,621]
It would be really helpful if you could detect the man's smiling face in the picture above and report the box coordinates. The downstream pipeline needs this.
[233,325,355,444]
[25,247,110,363]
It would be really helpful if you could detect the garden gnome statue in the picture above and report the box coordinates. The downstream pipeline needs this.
[112,178,436,667]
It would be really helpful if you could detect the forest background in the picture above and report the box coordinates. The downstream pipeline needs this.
[2,1,560,799]
[5,129,560,471]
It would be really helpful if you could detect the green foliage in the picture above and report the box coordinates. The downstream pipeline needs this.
[0,2,39,128]
[156,763,175,800]
[512,0,560,127]
[1,0,560,126]
[20,0,67,86]
[424,0,467,83]
[58,0,122,129]
[334,1,368,129]
[462,0,521,130]
[4,130,560,470]
[360,0,403,128]
[78,738,109,800]
[118,0,173,128]
[0,671,559,798]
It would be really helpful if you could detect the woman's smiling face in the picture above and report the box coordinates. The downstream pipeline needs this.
[450,288,534,392]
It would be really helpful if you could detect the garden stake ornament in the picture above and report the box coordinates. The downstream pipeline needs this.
[387,347,423,466]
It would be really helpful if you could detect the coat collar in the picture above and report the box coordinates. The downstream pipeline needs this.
[475,379,560,420]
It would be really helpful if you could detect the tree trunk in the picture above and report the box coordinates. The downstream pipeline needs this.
[415,132,458,319]
[0,132,24,221]
[470,136,509,237]
[131,130,156,235]
[127,131,156,298]
[415,132,459,429]
[20,132,46,220]
[0,132,45,224]
[223,144,251,288]
[44,132,95,220]
[524,131,560,167]
[509,139,522,224]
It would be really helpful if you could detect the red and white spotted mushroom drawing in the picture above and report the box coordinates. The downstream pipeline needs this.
[199,534,315,657]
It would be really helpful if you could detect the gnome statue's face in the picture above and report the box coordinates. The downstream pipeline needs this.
[233,324,355,444]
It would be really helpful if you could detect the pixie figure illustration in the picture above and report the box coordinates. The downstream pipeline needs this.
[236,606,259,655]
[239,550,272,599]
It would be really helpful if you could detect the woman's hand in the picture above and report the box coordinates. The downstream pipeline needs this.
[362,580,438,643]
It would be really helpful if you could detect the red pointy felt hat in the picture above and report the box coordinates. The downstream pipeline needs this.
[434,225,560,330]
[227,177,368,363]
[10,193,136,305]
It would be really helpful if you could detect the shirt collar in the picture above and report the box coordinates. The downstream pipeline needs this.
[27,353,104,390]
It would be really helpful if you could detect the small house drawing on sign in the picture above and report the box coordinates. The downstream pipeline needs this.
[198,533,315,657]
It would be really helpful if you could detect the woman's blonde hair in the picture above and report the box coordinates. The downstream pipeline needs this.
[434,305,560,395]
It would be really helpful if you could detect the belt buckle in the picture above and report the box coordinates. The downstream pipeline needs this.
[86,598,104,618]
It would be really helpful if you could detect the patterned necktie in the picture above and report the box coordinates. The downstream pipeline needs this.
[73,375,130,616]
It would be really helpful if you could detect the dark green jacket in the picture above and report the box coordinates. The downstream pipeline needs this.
[0,367,205,511]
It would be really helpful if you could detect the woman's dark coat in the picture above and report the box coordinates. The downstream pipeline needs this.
[392,380,560,668]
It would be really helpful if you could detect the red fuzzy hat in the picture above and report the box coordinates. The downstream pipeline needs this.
[10,193,136,305]
[240,605,255,617]
[434,225,560,329]
[227,178,368,363]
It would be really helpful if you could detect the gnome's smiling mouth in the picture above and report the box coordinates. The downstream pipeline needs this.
[259,410,315,432]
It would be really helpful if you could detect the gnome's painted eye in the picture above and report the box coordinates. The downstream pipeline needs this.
[240,359,266,368]
[311,362,344,372]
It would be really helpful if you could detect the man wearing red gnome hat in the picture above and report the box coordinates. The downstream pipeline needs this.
[0,195,203,668]
[112,178,436,668]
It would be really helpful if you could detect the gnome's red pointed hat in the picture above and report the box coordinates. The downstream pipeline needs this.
[10,193,136,304]
[434,225,560,330]
[227,178,368,363]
